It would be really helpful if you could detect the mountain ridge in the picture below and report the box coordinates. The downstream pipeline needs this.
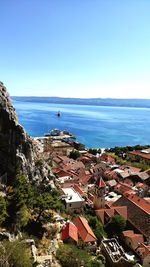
[12,96,150,108]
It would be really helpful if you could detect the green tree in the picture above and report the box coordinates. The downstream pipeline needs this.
[7,172,34,228]
[87,215,107,241]
[35,191,64,222]
[90,258,105,267]
[0,240,33,267]
[89,149,101,155]
[105,215,126,237]
[56,244,91,267]
[12,173,34,210]
[0,196,7,226]
[57,244,105,267]
[16,204,30,229]
[35,192,55,221]
[69,150,81,160]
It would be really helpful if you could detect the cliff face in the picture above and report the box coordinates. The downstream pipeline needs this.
[0,82,36,181]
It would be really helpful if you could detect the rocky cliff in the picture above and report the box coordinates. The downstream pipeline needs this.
[0,82,50,183]
[0,82,36,181]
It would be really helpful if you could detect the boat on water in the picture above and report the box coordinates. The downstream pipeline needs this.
[57,111,61,117]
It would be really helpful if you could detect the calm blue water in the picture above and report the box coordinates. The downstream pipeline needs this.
[12,99,150,148]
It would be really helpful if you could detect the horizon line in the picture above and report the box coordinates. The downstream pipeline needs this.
[11,96,150,100]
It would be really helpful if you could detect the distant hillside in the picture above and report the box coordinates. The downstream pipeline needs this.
[12,96,150,108]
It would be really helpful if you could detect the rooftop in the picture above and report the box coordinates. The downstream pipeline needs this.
[73,216,97,243]
[96,206,127,224]
[123,230,144,249]
[96,177,106,188]
[113,194,150,238]
[124,193,150,214]
[129,150,150,160]
[136,243,150,259]
[62,187,84,203]
[61,222,78,242]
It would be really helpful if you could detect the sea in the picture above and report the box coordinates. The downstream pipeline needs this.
[12,97,150,148]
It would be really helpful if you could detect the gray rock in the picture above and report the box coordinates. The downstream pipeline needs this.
[0,83,51,183]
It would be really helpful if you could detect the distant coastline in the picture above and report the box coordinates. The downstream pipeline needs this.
[12,96,150,109]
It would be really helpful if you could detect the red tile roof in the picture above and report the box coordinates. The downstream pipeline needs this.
[78,156,91,162]
[73,216,97,243]
[114,182,134,195]
[61,222,78,242]
[120,165,141,172]
[129,150,150,160]
[79,174,91,185]
[100,155,115,163]
[122,230,144,249]
[96,177,106,188]
[62,182,77,188]
[72,184,84,195]
[96,206,127,224]
[136,243,150,259]
[88,193,95,202]
[125,193,150,214]
[112,194,150,238]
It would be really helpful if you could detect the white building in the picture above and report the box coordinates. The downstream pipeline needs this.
[61,188,84,213]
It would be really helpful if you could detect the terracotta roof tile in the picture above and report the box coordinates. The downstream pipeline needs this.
[129,150,150,160]
[72,184,84,195]
[96,206,127,224]
[73,216,97,243]
[112,195,150,238]
[126,194,150,214]
[61,222,78,242]
[96,177,106,188]
[136,243,150,259]
[122,230,144,249]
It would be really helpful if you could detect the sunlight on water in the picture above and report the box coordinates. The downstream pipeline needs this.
[13,99,150,148]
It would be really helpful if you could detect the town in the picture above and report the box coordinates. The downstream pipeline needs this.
[0,89,150,267]
[16,128,149,267]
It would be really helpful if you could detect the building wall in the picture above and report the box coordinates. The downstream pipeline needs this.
[101,246,133,267]
[143,254,150,267]
[101,239,134,267]
[66,200,84,212]
[94,196,105,209]
[125,237,136,250]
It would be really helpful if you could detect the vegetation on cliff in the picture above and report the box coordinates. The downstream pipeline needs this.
[56,244,105,267]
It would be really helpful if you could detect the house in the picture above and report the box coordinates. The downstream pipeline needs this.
[112,193,150,242]
[103,169,118,181]
[122,230,144,251]
[128,149,150,165]
[106,179,117,188]
[61,187,84,213]
[72,184,85,196]
[114,182,135,195]
[101,238,134,267]
[99,155,116,164]
[78,168,92,185]
[50,141,73,155]
[96,206,127,225]
[61,222,78,243]
[73,216,97,243]
[136,243,150,267]
[93,162,108,179]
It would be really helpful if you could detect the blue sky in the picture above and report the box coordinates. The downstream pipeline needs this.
[0,0,150,98]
